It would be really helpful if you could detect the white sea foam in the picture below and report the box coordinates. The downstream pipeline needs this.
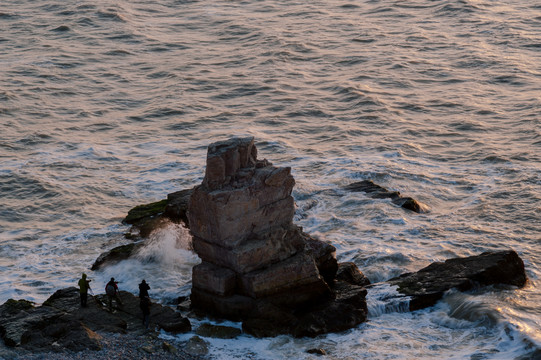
[366,283,411,318]
[94,221,200,301]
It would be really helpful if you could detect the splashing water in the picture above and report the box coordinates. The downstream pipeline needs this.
[94,221,200,303]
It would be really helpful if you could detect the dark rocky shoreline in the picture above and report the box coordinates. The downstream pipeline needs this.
[1,137,529,358]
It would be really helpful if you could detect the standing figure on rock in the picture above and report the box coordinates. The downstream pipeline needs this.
[138,279,150,298]
[105,277,123,312]
[77,273,91,308]
[140,295,151,329]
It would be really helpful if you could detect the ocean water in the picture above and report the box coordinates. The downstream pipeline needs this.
[1,0,540,358]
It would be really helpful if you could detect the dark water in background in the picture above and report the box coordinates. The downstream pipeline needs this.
[1,0,540,358]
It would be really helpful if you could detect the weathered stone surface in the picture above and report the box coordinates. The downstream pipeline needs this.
[123,199,168,225]
[0,287,191,353]
[336,262,371,287]
[203,137,257,190]
[0,300,62,347]
[183,335,209,357]
[164,188,194,225]
[189,137,368,338]
[242,281,367,338]
[192,261,236,296]
[305,237,338,284]
[238,252,330,299]
[189,189,295,247]
[192,225,305,274]
[343,179,424,213]
[388,250,527,311]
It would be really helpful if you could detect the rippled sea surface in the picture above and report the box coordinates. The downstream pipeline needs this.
[1,0,540,358]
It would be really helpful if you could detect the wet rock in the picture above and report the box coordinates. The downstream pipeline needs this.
[307,348,327,355]
[195,323,242,339]
[292,280,368,338]
[161,341,178,354]
[123,199,168,225]
[93,188,195,271]
[343,180,424,213]
[121,188,194,240]
[336,262,371,287]
[91,242,144,271]
[163,188,194,225]
[388,250,527,311]
[184,336,209,356]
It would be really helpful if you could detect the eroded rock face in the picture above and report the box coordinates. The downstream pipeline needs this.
[188,137,368,337]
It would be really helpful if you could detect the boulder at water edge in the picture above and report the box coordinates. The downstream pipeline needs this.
[387,249,527,310]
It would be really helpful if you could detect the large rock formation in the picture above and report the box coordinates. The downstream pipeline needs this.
[188,137,369,337]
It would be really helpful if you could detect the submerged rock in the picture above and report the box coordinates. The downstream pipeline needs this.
[387,250,527,311]
[189,137,368,337]
[343,179,425,213]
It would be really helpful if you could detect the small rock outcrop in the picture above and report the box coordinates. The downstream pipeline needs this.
[0,287,191,353]
[387,250,527,310]
[188,137,369,337]
[344,180,425,213]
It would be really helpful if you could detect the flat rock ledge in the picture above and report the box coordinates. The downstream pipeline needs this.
[386,249,527,310]
[0,287,191,354]
[188,137,370,338]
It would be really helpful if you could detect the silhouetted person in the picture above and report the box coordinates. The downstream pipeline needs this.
[77,273,91,308]
[105,277,122,312]
[138,279,150,299]
[140,296,151,329]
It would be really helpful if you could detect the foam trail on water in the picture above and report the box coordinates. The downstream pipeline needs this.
[367,283,411,318]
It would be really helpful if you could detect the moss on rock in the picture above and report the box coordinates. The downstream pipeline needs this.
[123,199,167,225]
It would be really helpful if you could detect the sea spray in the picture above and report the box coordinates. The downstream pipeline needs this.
[367,283,411,318]
[135,220,194,265]
[95,221,200,303]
